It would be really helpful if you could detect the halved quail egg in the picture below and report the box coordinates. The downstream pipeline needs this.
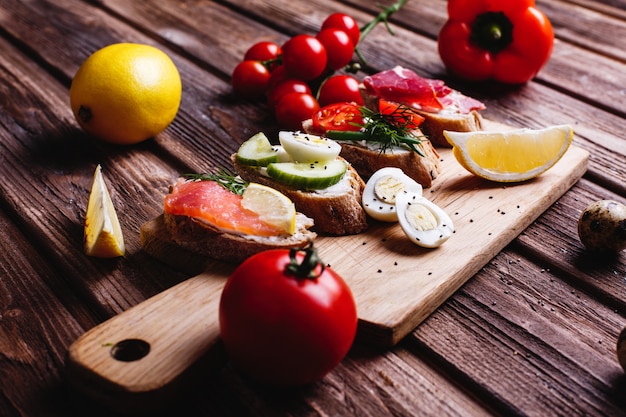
[362,167,423,222]
[278,131,342,163]
[396,192,454,248]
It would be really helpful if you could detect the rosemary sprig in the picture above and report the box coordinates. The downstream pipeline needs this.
[183,168,248,196]
[325,103,426,156]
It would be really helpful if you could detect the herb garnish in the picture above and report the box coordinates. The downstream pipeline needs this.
[324,103,426,156]
[183,168,248,196]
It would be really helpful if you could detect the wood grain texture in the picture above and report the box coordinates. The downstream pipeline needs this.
[1,0,626,416]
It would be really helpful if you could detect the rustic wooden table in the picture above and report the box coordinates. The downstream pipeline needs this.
[2,0,626,416]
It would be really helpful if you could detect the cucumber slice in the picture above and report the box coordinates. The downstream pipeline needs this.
[266,159,347,190]
[236,132,280,166]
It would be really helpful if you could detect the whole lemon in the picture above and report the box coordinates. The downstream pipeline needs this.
[70,43,182,145]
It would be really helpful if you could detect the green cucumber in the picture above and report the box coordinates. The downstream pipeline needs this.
[266,160,347,190]
[236,132,280,166]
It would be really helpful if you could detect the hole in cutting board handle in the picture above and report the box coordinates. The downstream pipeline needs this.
[110,339,151,362]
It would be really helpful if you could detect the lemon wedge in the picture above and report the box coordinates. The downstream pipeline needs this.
[241,183,296,235]
[84,165,125,257]
[444,125,573,182]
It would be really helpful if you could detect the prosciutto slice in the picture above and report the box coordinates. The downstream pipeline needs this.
[362,66,485,114]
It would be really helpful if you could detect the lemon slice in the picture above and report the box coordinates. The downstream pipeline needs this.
[444,125,573,182]
[241,183,296,235]
[84,165,125,257]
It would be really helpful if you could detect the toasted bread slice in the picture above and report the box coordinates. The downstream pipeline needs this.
[338,139,441,187]
[232,154,368,235]
[162,212,316,263]
[412,109,483,147]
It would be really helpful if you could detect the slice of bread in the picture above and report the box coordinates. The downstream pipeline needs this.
[338,139,441,187]
[232,154,368,236]
[161,212,316,263]
[412,109,483,147]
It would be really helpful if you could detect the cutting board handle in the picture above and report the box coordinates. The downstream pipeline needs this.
[65,273,227,414]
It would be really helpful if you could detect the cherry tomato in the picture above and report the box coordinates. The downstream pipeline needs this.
[267,79,312,108]
[275,92,320,130]
[219,244,358,386]
[266,65,289,91]
[312,102,364,133]
[231,60,271,99]
[321,13,361,46]
[316,28,354,70]
[379,99,425,130]
[244,41,282,71]
[281,34,327,81]
[318,75,364,107]
[244,41,282,62]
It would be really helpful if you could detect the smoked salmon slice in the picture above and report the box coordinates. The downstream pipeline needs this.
[163,180,282,237]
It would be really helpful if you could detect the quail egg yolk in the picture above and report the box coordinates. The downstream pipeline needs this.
[396,192,454,248]
[362,167,423,222]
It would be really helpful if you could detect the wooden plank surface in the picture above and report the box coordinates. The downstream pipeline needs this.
[1,0,626,416]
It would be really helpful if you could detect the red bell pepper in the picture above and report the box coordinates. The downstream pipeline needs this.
[438,0,554,84]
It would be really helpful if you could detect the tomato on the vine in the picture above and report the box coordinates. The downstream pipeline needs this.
[244,41,282,62]
[281,34,327,81]
[316,28,354,71]
[321,13,361,47]
[312,102,364,133]
[244,41,282,71]
[219,244,358,386]
[231,60,271,99]
[275,92,320,130]
[266,65,289,91]
[267,79,312,108]
[318,75,364,107]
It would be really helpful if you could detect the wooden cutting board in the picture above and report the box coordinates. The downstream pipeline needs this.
[66,140,589,413]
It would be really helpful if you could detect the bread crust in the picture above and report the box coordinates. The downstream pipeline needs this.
[232,154,368,235]
[337,139,440,187]
[162,211,316,263]
[414,109,483,147]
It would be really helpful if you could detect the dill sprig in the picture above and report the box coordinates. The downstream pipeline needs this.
[183,168,248,196]
[325,103,426,156]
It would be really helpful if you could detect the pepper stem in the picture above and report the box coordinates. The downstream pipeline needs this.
[285,240,325,280]
[471,11,514,54]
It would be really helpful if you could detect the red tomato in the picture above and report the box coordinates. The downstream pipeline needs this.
[244,41,282,71]
[275,92,320,130]
[316,28,354,70]
[318,75,364,107]
[312,102,364,133]
[321,13,361,46]
[267,79,312,108]
[266,65,289,91]
[244,41,281,62]
[231,60,271,99]
[281,34,327,81]
[219,244,358,386]
[379,99,424,130]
